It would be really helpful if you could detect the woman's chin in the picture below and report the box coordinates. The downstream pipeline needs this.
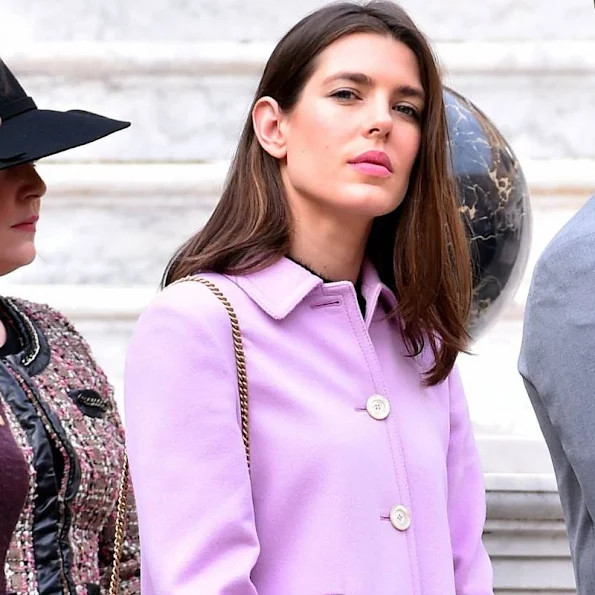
[340,188,405,218]
[0,248,37,276]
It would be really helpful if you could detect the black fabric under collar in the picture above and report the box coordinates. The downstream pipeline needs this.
[0,297,50,375]
[0,321,22,357]
[0,301,25,357]
[286,256,367,317]
[286,256,333,283]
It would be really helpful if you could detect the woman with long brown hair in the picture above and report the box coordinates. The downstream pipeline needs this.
[125,2,494,592]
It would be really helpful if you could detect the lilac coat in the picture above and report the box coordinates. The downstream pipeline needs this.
[124,257,493,595]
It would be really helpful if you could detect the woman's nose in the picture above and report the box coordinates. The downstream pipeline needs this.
[32,169,48,200]
[17,163,47,200]
[365,103,393,138]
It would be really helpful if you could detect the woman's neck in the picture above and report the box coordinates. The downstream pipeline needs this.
[289,213,370,284]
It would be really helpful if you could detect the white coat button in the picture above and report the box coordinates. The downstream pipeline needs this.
[366,394,390,420]
[390,505,411,531]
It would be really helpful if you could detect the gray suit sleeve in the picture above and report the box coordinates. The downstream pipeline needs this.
[519,200,595,593]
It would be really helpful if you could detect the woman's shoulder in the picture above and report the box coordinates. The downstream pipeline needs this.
[7,296,78,337]
[136,273,249,336]
[8,297,97,356]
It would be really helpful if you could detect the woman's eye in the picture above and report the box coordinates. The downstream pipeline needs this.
[395,104,420,120]
[331,89,358,101]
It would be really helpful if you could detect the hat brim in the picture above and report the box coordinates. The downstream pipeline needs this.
[0,109,130,170]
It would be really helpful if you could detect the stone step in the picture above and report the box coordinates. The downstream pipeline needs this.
[3,160,592,287]
[485,473,574,593]
[0,0,591,42]
[3,40,595,161]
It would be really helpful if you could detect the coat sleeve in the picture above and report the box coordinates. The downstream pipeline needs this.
[446,364,494,594]
[518,213,595,592]
[124,282,260,595]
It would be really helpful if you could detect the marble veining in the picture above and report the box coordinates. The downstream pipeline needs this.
[446,88,532,339]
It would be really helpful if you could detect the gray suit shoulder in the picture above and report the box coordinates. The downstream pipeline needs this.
[521,193,595,368]
[536,194,595,269]
[521,193,595,372]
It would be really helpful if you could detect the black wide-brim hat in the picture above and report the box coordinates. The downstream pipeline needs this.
[0,58,130,171]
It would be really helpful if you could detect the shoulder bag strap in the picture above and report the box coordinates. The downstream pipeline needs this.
[109,276,250,595]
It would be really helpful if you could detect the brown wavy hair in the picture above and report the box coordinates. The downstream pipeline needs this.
[164,1,472,386]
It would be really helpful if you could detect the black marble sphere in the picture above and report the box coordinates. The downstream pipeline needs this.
[444,87,532,340]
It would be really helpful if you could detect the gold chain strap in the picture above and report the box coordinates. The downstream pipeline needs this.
[108,454,129,595]
[171,276,251,469]
[108,276,251,595]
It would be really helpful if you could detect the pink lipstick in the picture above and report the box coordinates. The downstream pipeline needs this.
[11,215,39,233]
[349,150,393,178]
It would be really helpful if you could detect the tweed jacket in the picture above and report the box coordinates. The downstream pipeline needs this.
[0,296,140,595]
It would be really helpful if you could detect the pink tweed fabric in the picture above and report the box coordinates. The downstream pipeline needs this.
[0,297,139,595]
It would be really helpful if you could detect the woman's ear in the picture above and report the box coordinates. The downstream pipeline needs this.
[252,96,288,159]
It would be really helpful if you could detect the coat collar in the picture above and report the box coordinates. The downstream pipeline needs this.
[230,256,397,322]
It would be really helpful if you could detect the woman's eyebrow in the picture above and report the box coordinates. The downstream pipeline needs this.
[322,71,425,101]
